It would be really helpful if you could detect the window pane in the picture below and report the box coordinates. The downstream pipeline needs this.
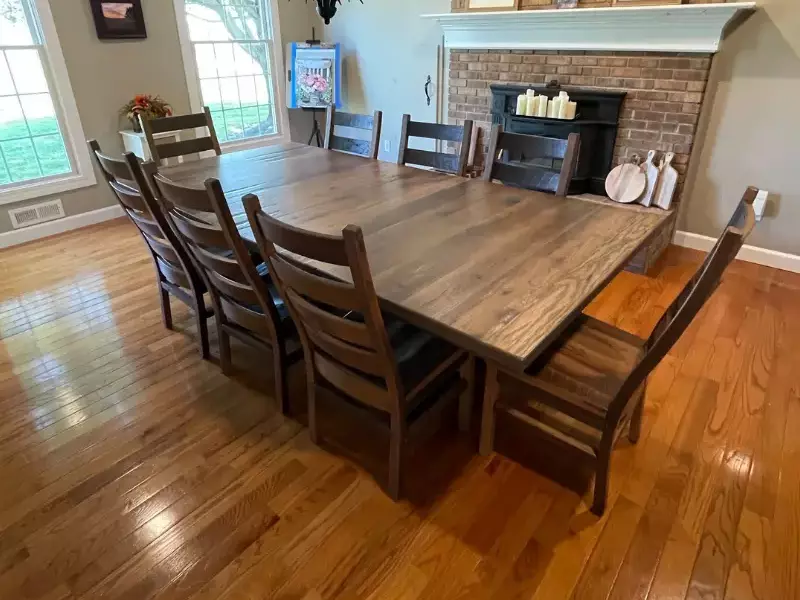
[1,137,41,182]
[21,93,57,135]
[210,111,226,142]
[257,104,274,136]
[194,44,217,79]
[33,134,70,177]
[223,109,244,141]
[219,77,240,109]
[199,78,221,110]
[237,76,256,107]
[0,95,25,140]
[0,147,10,184]
[0,0,35,46]
[0,53,16,95]
[214,43,236,77]
[6,49,48,94]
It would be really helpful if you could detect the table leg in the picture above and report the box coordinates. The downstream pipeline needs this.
[479,363,499,456]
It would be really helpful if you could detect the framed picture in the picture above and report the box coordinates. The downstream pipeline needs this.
[89,0,147,40]
[556,0,579,8]
[460,0,520,12]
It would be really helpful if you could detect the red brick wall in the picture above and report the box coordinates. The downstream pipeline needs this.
[448,49,713,208]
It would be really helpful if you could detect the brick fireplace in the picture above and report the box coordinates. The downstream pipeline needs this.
[448,49,712,271]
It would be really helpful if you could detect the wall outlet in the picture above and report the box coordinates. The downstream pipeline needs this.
[383,140,391,154]
[754,189,769,221]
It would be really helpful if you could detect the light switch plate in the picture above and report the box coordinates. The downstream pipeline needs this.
[754,189,769,221]
[384,140,391,154]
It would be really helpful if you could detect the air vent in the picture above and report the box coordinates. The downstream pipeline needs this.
[9,199,66,229]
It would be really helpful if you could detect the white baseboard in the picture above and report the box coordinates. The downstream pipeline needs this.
[673,230,800,274]
[0,205,124,249]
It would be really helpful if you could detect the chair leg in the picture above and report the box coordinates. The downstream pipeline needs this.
[218,323,232,375]
[272,344,290,415]
[592,435,613,516]
[629,388,645,444]
[159,287,173,330]
[388,413,406,501]
[306,364,319,445]
[196,311,210,360]
[479,364,499,456]
[458,355,475,433]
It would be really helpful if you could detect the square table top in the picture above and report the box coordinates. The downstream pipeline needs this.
[161,142,670,371]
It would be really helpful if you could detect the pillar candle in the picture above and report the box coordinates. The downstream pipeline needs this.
[558,98,569,119]
[526,89,536,98]
[516,95,527,116]
[548,98,560,118]
[537,96,548,117]
[525,95,537,117]
[565,101,577,120]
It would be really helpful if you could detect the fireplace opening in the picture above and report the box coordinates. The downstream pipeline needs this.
[490,83,626,196]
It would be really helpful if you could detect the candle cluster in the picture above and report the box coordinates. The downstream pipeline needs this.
[516,90,577,120]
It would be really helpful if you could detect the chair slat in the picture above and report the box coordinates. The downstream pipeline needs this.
[190,245,249,284]
[306,327,384,377]
[219,297,271,337]
[403,149,460,174]
[156,256,190,289]
[324,108,382,160]
[489,162,561,194]
[288,290,373,349]
[143,232,181,266]
[109,180,148,213]
[153,137,217,161]
[146,112,211,133]
[271,255,362,312]
[208,271,261,308]
[314,352,391,412]
[329,136,372,158]
[407,120,466,142]
[494,131,569,160]
[170,211,229,249]
[153,174,216,213]
[126,209,163,239]
[253,210,350,265]
[333,111,375,129]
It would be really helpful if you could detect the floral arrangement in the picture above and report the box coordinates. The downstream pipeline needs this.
[119,94,173,131]
[297,71,333,107]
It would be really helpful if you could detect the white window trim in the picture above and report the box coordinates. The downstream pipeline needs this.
[173,0,290,152]
[0,0,96,206]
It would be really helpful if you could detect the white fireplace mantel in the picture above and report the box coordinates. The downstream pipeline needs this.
[422,3,756,54]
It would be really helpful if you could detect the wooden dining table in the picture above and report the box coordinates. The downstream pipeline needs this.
[160,142,670,372]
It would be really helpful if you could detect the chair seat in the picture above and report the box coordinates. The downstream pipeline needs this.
[384,318,461,401]
[500,314,645,424]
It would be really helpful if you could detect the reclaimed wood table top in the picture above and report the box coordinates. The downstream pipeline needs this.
[161,142,670,370]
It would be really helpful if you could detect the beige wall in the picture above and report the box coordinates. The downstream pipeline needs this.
[679,0,800,255]
[0,0,320,235]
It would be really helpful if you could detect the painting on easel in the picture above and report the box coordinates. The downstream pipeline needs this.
[286,43,342,109]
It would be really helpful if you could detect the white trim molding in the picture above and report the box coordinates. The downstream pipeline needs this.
[422,3,756,53]
[0,205,123,249]
[674,230,800,274]
[0,0,97,206]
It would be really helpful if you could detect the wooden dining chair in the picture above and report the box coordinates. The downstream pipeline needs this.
[398,115,474,177]
[479,187,758,515]
[140,107,221,166]
[149,172,302,413]
[88,140,212,357]
[324,107,383,159]
[244,195,474,499]
[483,125,580,196]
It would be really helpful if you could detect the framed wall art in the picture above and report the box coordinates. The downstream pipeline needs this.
[286,43,342,110]
[89,0,147,40]
[457,0,520,12]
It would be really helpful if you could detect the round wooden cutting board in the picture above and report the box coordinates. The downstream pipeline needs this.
[605,163,647,204]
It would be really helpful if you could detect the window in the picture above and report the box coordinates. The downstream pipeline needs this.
[0,0,94,204]
[176,0,287,147]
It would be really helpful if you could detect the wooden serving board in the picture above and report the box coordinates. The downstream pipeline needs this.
[654,152,678,210]
[605,161,646,204]
[640,150,660,207]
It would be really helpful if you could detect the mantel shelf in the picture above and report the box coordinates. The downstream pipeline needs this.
[422,3,756,54]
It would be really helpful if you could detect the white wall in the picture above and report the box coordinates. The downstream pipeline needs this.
[679,0,800,255]
[322,0,451,161]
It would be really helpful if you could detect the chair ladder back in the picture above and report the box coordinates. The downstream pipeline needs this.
[89,140,198,289]
[151,173,283,338]
[398,114,474,177]
[245,195,403,411]
[484,125,580,196]
[140,107,221,165]
[324,107,383,159]
[611,188,758,417]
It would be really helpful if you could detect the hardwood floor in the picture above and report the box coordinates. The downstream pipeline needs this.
[0,217,798,600]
